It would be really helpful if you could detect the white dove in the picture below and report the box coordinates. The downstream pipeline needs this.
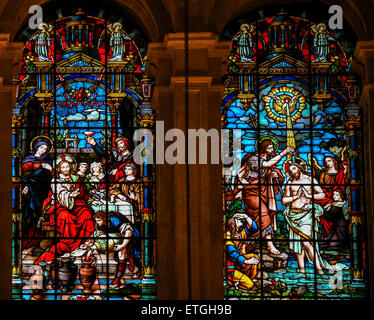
[268,94,302,111]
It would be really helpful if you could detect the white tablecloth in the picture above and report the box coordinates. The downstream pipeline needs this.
[91,201,134,223]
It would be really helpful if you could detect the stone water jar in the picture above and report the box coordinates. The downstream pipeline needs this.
[58,257,78,293]
[79,256,97,294]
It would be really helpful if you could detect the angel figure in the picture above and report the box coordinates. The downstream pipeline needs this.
[308,153,347,205]
[305,23,335,63]
[30,23,63,62]
[98,22,132,62]
[30,23,53,62]
[232,24,256,63]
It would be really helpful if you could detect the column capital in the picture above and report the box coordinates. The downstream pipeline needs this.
[353,39,374,86]
[148,32,231,86]
[0,35,24,86]
[106,97,122,113]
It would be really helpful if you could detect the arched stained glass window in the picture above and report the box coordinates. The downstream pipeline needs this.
[222,5,368,300]
[12,5,156,300]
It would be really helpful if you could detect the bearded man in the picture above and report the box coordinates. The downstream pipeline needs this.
[231,137,292,255]
[281,160,347,275]
[87,136,133,182]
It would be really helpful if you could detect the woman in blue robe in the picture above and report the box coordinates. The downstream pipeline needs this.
[22,139,53,249]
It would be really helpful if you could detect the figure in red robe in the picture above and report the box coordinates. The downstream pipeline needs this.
[310,155,347,237]
[226,138,293,255]
[35,155,95,264]
[86,136,133,182]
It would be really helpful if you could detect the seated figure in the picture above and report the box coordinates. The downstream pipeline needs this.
[109,163,141,220]
[225,211,260,291]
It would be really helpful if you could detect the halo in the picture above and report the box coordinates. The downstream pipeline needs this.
[56,154,77,171]
[282,156,308,178]
[255,135,279,153]
[112,22,123,30]
[316,23,326,31]
[240,23,250,32]
[38,22,49,30]
[263,86,306,123]
[30,135,53,154]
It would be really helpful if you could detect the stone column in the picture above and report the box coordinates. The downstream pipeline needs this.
[138,84,157,299]
[35,96,53,136]
[0,34,23,299]
[352,39,374,299]
[107,98,121,147]
[148,33,230,299]
[11,107,22,300]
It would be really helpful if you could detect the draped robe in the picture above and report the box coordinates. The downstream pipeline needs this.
[315,161,347,235]
[35,174,94,263]
[227,152,284,237]
[22,153,52,249]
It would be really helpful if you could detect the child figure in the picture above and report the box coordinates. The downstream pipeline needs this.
[88,162,106,205]
[321,189,348,250]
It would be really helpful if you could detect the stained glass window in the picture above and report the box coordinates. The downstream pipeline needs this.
[12,6,156,300]
[222,6,368,300]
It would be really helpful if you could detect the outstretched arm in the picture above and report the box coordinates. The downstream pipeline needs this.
[263,147,291,167]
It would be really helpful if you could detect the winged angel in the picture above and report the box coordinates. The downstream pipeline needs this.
[30,23,63,62]
[98,22,132,62]
[301,23,335,63]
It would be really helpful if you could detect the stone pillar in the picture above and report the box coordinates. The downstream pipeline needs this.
[138,87,157,299]
[36,96,53,136]
[0,34,23,299]
[107,98,121,147]
[148,33,231,299]
[352,39,374,299]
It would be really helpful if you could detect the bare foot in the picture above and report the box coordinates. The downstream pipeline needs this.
[299,268,306,274]
[267,243,280,255]
[317,268,324,275]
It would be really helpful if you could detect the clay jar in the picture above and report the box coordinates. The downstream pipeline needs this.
[58,257,78,293]
[79,256,97,294]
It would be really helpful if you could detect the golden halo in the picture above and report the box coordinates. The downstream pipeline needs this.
[38,22,49,30]
[263,86,306,123]
[112,22,123,30]
[282,156,308,178]
[255,135,279,153]
[316,23,326,31]
[240,23,252,32]
[30,135,53,153]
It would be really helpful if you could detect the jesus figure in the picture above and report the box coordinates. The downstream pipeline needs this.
[281,161,328,274]
[35,155,95,263]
